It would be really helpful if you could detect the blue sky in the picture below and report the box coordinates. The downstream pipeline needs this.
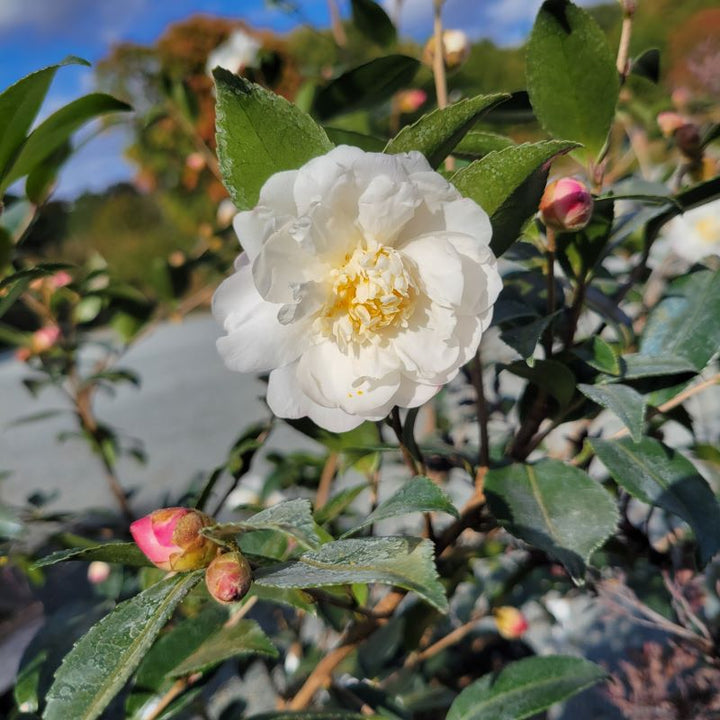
[0,0,600,199]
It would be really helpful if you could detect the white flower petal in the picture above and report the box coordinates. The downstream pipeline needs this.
[401,234,464,307]
[267,363,365,432]
[213,262,311,372]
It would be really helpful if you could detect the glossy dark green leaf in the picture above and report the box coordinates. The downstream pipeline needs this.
[591,437,720,565]
[0,57,88,183]
[451,141,578,256]
[313,55,419,122]
[574,337,621,376]
[630,48,660,84]
[453,131,516,160]
[204,499,321,550]
[25,140,72,204]
[323,127,385,152]
[526,0,619,159]
[385,93,509,168]
[616,353,697,380]
[34,542,152,569]
[255,536,448,611]
[170,619,277,676]
[639,269,720,372]
[447,655,607,720]
[485,460,618,581]
[500,313,558,359]
[214,68,333,210]
[1,93,131,192]
[503,359,576,406]
[44,572,202,720]
[351,0,396,47]
[342,475,457,537]
[578,383,646,442]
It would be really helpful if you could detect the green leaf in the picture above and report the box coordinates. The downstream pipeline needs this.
[451,141,578,256]
[1,93,131,193]
[526,0,619,160]
[453,131,516,160]
[249,714,369,720]
[639,269,720,372]
[616,353,698,380]
[255,536,448,612]
[500,313,559,359]
[214,68,333,210]
[313,55,419,122]
[323,127,385,152]
[314,483,368,524]
[170,619,277,676]
[503,359,576,406]
[33,542,152,569]
[351,0,396,47]
[577,383,646,442]
[0,57,88,184]
[204,499,321,550]
[342,475,457,537]
[630,48,660,84]
[44,571,202,720]
[485,460,618,581]
[25,140,72,204]
[127,605,227,718]
[385,93,509,168]
[574,337,620,376]
[591,437,720,565]
[447,655,607,720]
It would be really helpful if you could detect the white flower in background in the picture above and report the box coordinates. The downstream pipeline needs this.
[661,199,720,263]
[206,29,261,76]
[213,146,501,432]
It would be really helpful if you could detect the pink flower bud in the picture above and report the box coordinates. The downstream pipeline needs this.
[51,271,73,289]
[494,606,529,639]
[205,551,252,603]
[539,177,594,232]
[657,111,688,137]
[396,89,427,114]
[130,507,218,571]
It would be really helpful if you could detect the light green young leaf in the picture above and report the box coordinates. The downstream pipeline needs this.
[451,141,578,256]
[204,498,321,550]
[578,383,646,442]
[385,93,509,168]
[214,68,333,210]
[591,437,720,566]
[342,475,457,537]
[170,619,277,676]
[526,0,619,160]
[1,93,131,193]
[485,460,618,581]
[447,655,607,720]
[0,57,89,184]
[44,571,202,720]
[255,536,448,612]
[34,542,152,569]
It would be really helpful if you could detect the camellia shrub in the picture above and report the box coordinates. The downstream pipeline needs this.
[2,0,720,719]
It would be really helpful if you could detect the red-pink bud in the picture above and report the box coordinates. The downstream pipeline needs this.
[130,507,218,571]
[396,89,427,114]
[657,111,687,137]
[205,551,253,603]
[494,606,529,639]
[539,177,594,232]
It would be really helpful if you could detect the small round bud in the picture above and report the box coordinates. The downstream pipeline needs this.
[674,123,702,161]
[130,507,218,571]
[422,30,471,70]
[494,606,529,639]
[657,111,688,138]
[396,89,427,114]
[539,177,594,232]
[205,551,253,604]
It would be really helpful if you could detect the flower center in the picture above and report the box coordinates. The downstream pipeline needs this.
[694,216,720,246]
[317,242,416,349]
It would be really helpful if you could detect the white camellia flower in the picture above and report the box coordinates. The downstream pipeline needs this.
[213,146,501,432]
[206,29,261,76]
[661,199,720,263]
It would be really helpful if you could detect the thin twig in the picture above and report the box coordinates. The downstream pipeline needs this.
[544,227,557,358]
[315,452,338,510]
[431,0,454,172]
[389,407,420,476]
[661,570,712,641]
[468,350,490,468]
